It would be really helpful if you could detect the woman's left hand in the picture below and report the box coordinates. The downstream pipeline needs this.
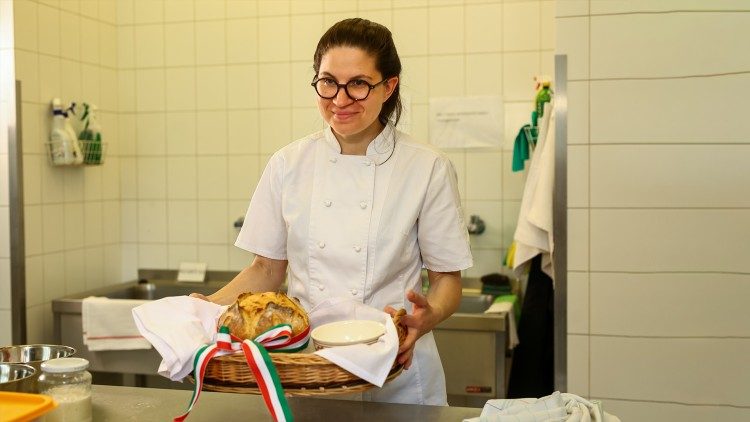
[385,290,441,370]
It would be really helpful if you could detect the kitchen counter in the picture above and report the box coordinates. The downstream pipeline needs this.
[91,384,482,421]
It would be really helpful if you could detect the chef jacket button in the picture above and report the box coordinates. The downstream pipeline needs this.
[323,200,332,207]
[329,157,337,163]
[353,245,361,253]
[318,241,326,249]
[359,201,367,209]
[364,160,372,166]
[350,289,358,295]
[318,284,325,291]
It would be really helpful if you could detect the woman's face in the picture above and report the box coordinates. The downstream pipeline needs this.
[315,46,398,144]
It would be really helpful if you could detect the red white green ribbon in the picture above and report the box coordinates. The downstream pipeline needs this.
[174,324,310,422]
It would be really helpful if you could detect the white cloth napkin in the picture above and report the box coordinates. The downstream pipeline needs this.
[463,391,622,422]
[82,297,152,351]
[310,298,399,387]
[132,296,227,381]
[484,301,519,349]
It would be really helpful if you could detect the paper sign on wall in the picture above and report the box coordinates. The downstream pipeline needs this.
[429,96,503,149]
[178,262,208,283]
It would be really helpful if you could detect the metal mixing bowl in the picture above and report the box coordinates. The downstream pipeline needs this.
[0,344,76,392]
[0,363,36,392]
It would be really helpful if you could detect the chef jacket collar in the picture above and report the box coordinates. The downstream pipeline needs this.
[323,123,396,166]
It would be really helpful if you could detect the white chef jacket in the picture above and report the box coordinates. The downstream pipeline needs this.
[235,123,473,405]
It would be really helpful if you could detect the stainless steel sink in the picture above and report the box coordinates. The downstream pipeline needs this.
[456,294,494,314]
[103,283,217,301]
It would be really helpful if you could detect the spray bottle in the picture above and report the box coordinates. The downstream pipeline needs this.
[49,98,81,165]
[78,103,103,164]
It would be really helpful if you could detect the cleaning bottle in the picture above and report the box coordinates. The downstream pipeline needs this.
[49,98,80,165]
[534,78,553,119]
[78,103,103,164]
[64,101,84,164]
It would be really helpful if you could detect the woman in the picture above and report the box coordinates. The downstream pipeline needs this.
[193,18,472,406]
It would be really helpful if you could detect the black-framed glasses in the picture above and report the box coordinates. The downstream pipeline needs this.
[311,77,388,101]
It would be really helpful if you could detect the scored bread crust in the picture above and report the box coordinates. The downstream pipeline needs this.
[218,292,310,341]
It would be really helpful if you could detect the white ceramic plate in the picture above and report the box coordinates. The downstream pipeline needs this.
[311,320,385,347]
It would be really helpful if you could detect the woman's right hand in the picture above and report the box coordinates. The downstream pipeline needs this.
[189,292,211,302]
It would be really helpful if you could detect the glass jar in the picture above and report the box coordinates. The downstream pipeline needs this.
[38,357,92,422]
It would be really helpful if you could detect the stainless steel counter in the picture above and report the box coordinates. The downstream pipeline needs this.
[91,384,482,421]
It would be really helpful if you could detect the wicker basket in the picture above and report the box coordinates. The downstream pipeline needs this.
[200,310,407,396]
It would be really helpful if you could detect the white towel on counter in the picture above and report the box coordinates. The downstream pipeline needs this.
[463,391,621,422]
[484,301,519,349]
[132,296,399,387]
[310,297,399,387]
[132,296,227,381]
[82,297,152,351]
[513,101,556,282]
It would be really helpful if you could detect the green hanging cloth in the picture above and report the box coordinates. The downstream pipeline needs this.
[512,124,532,172]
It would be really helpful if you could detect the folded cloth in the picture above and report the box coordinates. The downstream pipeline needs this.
[481,273,512,287]
[82,297,152,351]
[484,295,519,349]
[463,391,621,422]
[132,296,227,381]
[310,297,399,387]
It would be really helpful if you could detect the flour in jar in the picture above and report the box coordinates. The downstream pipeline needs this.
[44,385,92,422]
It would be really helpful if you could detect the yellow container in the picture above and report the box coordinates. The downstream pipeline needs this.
[0,392,56,422]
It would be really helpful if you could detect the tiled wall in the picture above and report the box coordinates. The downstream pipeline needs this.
[0,0,14,345]
[557,1,750,420]
[12,0,122,343]
[118,0,555,279]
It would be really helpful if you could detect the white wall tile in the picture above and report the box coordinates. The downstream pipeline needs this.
[136,112,166,155]
[601,398,750,422]
[428,6,463,55]
[38,55,61,104]
[196,21,226,66]
[198,200,229,244]
[464,248,503,278]
[103,244,122,283]
[136,157,167,199]
[80,18,101,65]
[164,0,194,21]
[37,3,60,56]
[501,200,520,245]
[590,74,750,144]
[259,63,291,108]
[228,110,260,154]
[135,25,165,68]
[64,203,85,249]
[102,200,121,243]
[63,248,86,295]
[138,243,168,269]
[167,200,197,243]
[501,150,526,200]
[26,304,44,344]
[195,0,225,19]
[591,336,750,406]
[119,157,137,199]
[554,16,589,82]
[121,243,138,280]
[60,12,81,61]
[99,0,117,24]
[228,155,259,200]
[198,244,228,270]
[100,68,118,112]
[258,16,290,62]
[228,245,254,271]
[196,111,227,155]
[227,0,258,18]
[167,157,197,199]
[13,0,38,51]
[165,68,196,111]
[135,69,166,112]
[290,62,314,108]
[291,14,322,62]
[118,70,136,112]
[168,244,198,269]
[23,205,43,256]
[464,200,503,251]
[118,25,135,68]
[567,208,588,271]
[259,109,291,154]
[120,200,138,242]
[291,108,323,140]
[100,23,118,68]
[502,101,532,150]
[134,0,164,24]
[25,256,44,307]
[591,13,750,79]
[83,166,103,201]
[226,65,258,110]
[23,154,42,205]
[567,334,589,397]
[465,3,502,53]
[503,52,540,101]
[503,1,539,51]
[465,151,502,201]
[137,200,167,243]
[197,156,228,200]
[119,114,137,155]
[591,145,750,208]
[567,145,588,208]
[428,55,465,98]
[400,56,428,104]
[591,209,750,273]
[42,204,65,253]
[84,201,103,246]
[64,169,85,203]
[566,80,587,144]
[392,7,427,57]
[81,64,102,106]
[164,22,196,66]
[196,67,227,110]
[43,252,66,302]
[591,0,750,15]
[591,272,750,337]
[227,18,258,64]
[14,51,40,104]
[465,53,502,97]
[166,112,197,155]
[567,271,588,334]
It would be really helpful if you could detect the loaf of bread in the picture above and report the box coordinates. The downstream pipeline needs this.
[218,292,310,340]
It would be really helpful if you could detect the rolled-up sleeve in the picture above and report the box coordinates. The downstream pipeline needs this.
[234,153,287,260]
[417,156,473,272]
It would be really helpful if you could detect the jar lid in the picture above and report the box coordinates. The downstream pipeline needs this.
[41,357,89,373]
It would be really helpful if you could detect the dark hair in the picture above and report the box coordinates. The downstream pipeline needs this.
[313,18,402,126]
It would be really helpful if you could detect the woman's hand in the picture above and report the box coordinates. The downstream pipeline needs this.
[385,290,441,370]
[189,292,211,302]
